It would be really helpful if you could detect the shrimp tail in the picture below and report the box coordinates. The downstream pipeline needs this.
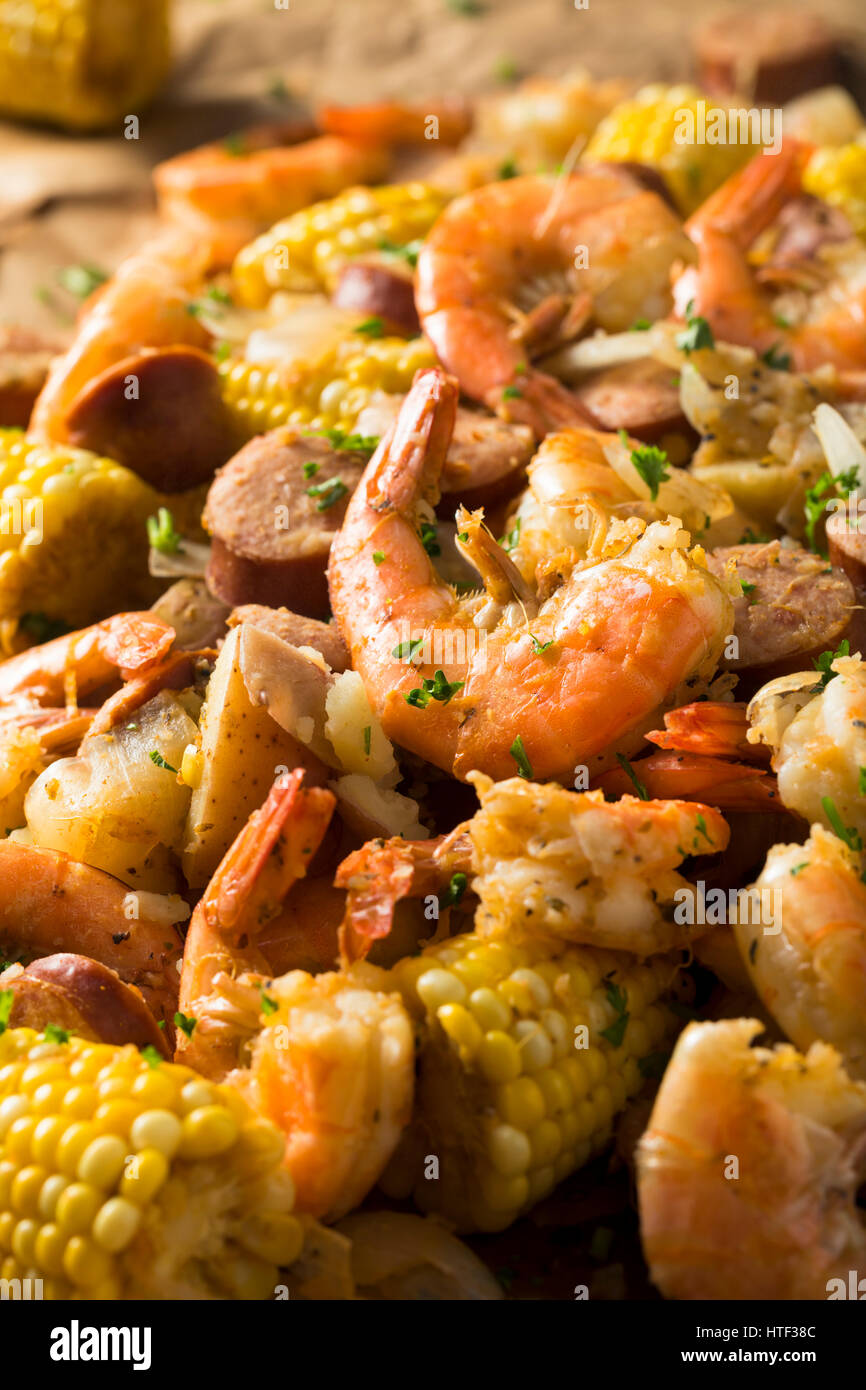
[593,750,780,811]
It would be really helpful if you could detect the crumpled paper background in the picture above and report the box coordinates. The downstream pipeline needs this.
[1,0,865,339]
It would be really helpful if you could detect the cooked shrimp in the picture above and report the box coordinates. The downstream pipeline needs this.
[471,69,626,168]
[177,771,415,1222]
[415,172,692,434]
[328,368,733,784]
[637,1017,866,1299]
[154,132,389,268]
[592,749,779,811]
[647,700,767,762]
[0,706,95,831]
[679,141,866,372]
[30,232,211,443]
[318,98,471,147]
[177,770,337,1080]
[0,841,183,1026]
[510,425,730,589]
[0,611,175,710]
[747,652,866,837]
[735,826,866,1078]
[467,772,729,956]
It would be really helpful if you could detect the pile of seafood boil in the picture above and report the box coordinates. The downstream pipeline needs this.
[2,65,866,1302]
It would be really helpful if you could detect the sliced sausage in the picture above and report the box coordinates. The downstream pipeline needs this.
[694,10,840,105]
[828,511,866,652]
[586,160,678,213]
[65,346,241,491]
[332,260,421,337]
[573,358,693,445]
[354,394,534,511]
[707,540,855,670]
[6,954,171,1056]
[228,603,350,671]
[204,428,368,617]
[150,579,231,651]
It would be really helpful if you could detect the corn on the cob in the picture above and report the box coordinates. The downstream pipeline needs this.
[233,182,448,308]
[0,432,160,652]
[803,142,866,239]
[385,933,681,1233]
[0,1027,303,1299]
[219,334,436,439]
[0,1,170,132]
[584,84,753,215]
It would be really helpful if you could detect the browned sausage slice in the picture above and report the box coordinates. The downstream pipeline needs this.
[573,359,692,445]
[204,428,368,617]
[228,603,351,672]
[354,395,534,511]
[707,540,855,670]
[332,260,421,337]
[64,346,240,491]
[768,195,855,267]
[694,10,840,105]
[6,954,171,1056]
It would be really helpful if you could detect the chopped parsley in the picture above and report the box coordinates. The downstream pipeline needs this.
[260,989,278,1017]
[695,812,712,845]
[363,726,372,756]
[373,550,386,565]
[306,477,349,511]
[500,517,521,552]
[529,633,554,655]
[822,795,863,852]
[760,343,792,371]
[213,340,232,363]
[790,862,809,876]
[174,1011,197,1039]
[738,527,770,544]
[308,427,379,456]
[392,637,424,663]
[494,57,518,82]
[43,1023,70,1044]
[497,158,519,180]
[630,318,652,331]
[378,237,423,269]
[56,264,107,299]
[860,767,866,796]
[354,316,385,338]
[509,734,533,780]
[675,300,715,354]
[615,753,649,800]
[405,670,465,707]
[439,872,468,910]
[420,520,440,556]
[147,507,182,555]
[149,751,177,773]
[302,460,320,479]
[222,133,246,156]
[804,468,858,555]
[619,430,670,500]
[740,580,756,596]
[0,989,12,1034]
[600,980,629,1048]
[812,639,849,693]
[502,384,523,400]
[140,1044,163,1069]
[266,76,291,103]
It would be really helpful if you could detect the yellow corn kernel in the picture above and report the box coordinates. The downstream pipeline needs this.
[179,1106,239,1160]
[477,1031,522,1084]
[118,1147,168,1205]
[93,1198,142,1254]
[63,1234,112,1288]
[77,1135,127,1189]
[129,1110,182,1159]
[55,1182,101,1235]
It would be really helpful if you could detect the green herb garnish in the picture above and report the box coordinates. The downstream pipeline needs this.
[822,795,863,852]
[510,734,533,780]
[615,753,649,800]
[306,477,349,511]
[149,751,178,773]
[147,507,182,555]
[812,639,850,693]
[174,1011,197,1039]
[675,299,715,354]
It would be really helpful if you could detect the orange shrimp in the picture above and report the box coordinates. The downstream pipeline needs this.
[415,171,692,434]
[0,612,175,709]
[592,750,779,811]
[176,771,415,1223]
[30,232,211,443]
[318,98,471,147]
[328,368,732,784]
[154,130,389,268]
[0,841,183,1027]
[677,140,866,372]
[645,701,767,762]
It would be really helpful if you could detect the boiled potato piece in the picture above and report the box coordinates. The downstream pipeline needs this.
[183,624,326,889]
[25,692,196,891]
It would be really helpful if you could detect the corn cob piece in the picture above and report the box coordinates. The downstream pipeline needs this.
[803,143,866,239]
[0,1,170,132]
[233,182,448,307]
[385,933,682,1232]
[0,431,161,651]
[218,334,436,439]
[584,84,753,215]
[0,1027,303,1299]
